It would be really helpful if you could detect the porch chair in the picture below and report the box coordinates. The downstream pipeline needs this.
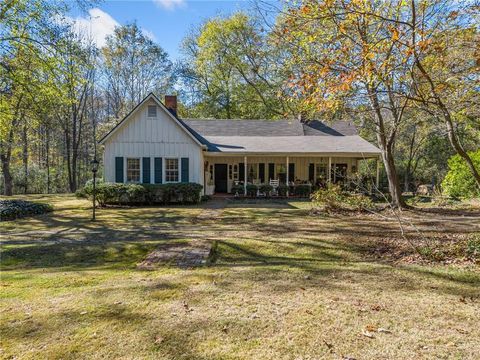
[269,178,279,196]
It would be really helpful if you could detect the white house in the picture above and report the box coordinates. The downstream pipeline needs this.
[99,93,382,195]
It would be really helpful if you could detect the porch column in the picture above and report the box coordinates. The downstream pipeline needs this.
[376,157,380,189]
[286,156,289,197]
[244,156,247,196]
[328,157,332,184]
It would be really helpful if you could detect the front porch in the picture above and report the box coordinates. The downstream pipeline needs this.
[203,155,381,196]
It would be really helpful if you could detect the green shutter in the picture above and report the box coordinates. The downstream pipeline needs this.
[181,158,189,182]
[154,157,162,184]
[288,163,295,182]
[142,157,151,184]
[258,163,265,183]
[115,157,124,183]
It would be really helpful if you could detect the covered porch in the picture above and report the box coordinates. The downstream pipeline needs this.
[203,154,381,196]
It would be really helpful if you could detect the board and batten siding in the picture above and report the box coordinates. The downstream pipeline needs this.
[103,99,203,185]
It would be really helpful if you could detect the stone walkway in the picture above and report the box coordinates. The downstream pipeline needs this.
[137,240,213,269]
[137,199,226,269]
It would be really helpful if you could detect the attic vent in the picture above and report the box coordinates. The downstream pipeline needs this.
[147,105,157,117]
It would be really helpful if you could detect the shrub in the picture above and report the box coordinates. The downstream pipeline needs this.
[1,200,53,221]
[75,188,87,199]
[310,184,373,212]
[442,150,480,199]
[258,184,273,196]
[295,184,312,197]
[466,233,480,261]
[277,184,288,196]
[230,184,244,195]
[82,182,203,206]
[246,184,258,197]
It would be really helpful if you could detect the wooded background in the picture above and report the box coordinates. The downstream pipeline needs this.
[1,0,479,206]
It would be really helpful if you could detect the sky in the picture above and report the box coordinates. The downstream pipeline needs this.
[68,0,268,61]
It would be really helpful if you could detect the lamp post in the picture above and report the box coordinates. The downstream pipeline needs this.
[91,158,99,221]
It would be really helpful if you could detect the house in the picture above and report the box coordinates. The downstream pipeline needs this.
[99,93,382,195]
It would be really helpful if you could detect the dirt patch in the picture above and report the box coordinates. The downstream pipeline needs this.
[137,240,213,269]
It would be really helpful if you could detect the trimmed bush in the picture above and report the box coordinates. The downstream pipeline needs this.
[246,184,258,197]
[1,200,53,221]
[230,184,244,195]
[82,182,203,206]
[311,184,373,212]
[277,184,288,196]
[295,184,312,197]
[258,184,273,196]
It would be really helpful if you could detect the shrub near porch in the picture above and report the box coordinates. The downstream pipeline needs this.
[78,182,203,205]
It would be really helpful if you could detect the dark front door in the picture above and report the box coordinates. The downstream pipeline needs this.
[214,164,228,193]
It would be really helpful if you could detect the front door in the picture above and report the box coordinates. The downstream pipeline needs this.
[214,164,228,193]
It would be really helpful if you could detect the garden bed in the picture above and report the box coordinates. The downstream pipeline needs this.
[0,199,53,221]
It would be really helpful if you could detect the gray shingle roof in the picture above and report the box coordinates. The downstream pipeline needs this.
[302,120,358,136]
[180,118,377,155]
[183,119,305,136]
[204,135,381,155]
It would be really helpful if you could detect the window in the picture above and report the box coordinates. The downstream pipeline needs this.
[165,158,179,182]
[126,158,140,183]
[147,105,157,117]
[228,164,239,180]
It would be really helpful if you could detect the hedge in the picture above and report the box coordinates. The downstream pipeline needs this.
[80,182,203,206]
[1,200,53,221]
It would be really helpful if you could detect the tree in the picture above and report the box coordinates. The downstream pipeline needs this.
[276,0,418,207]
[406,0,480,190]
[178,13,291,119]
[102,23,173,119]
[442,150,480,199]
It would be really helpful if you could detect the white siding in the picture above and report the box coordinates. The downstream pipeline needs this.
[103,99,203,185]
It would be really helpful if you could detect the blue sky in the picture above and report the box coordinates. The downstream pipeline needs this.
[69,0,266,61]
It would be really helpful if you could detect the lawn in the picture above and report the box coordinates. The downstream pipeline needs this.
[1,195,479,359]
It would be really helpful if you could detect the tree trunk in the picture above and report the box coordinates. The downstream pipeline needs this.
[367,86,407,208]
[1,154,13,196]
[22,118,28,194]
[46,126,50,194]
[1,126,15,196]
[379,140,406,208]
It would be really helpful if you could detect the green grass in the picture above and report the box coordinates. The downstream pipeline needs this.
[1,195,479,359]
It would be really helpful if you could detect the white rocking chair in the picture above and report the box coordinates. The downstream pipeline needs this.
[269,179,279,196]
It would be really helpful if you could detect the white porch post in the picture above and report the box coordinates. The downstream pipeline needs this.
[328,157,332,185]
[286,156,289,197]
[244,156,247,196]
[376,157,380,189]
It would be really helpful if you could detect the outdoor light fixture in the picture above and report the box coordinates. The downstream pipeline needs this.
[91,158,99,221]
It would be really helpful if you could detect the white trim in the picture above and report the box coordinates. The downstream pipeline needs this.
[164,157,180,183]
[125,157,141,183]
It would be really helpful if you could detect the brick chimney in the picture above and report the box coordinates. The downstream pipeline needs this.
[164,95,177,116]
